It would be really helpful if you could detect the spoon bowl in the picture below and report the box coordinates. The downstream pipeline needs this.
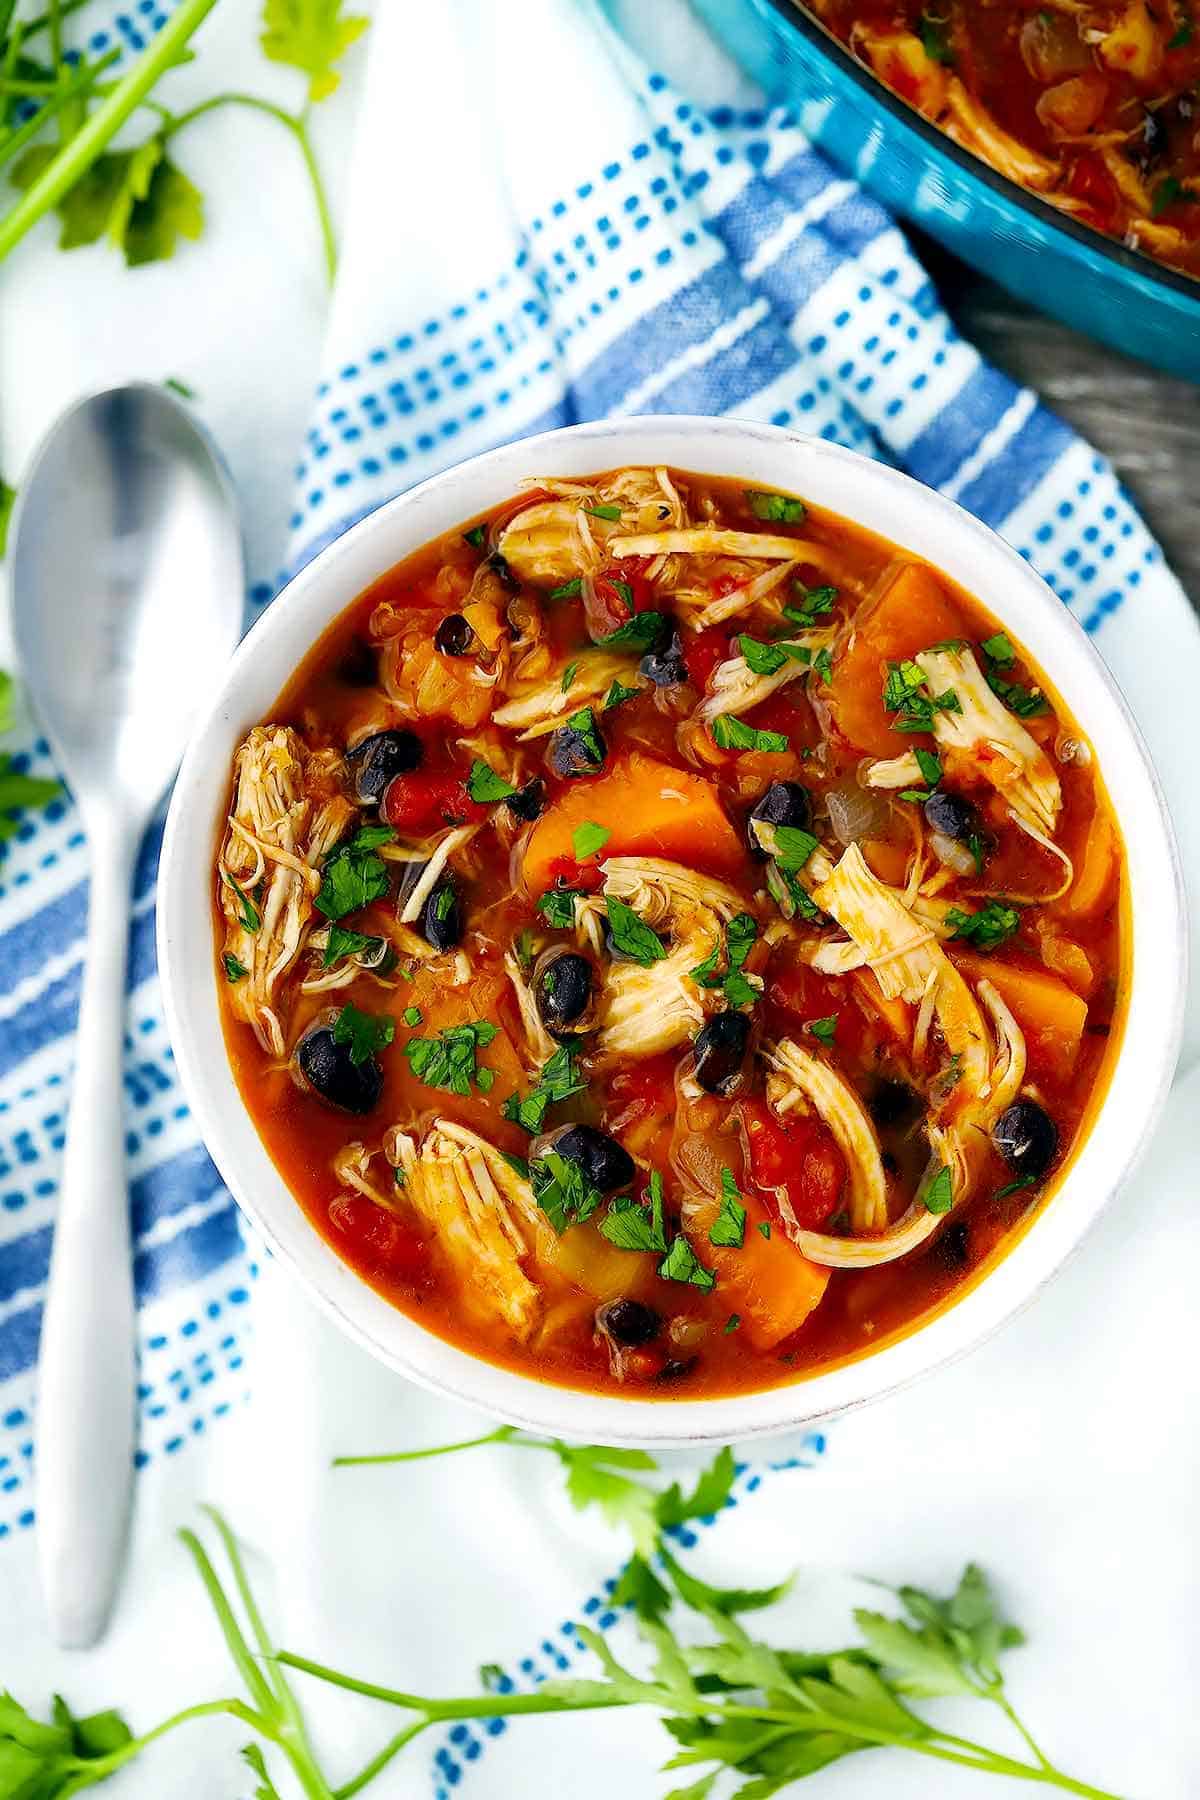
[9,383,242,1646]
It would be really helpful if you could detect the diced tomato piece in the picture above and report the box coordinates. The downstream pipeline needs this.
[739,1098,845,1231]
[589,557,655,637]
[545,855,605,893]
[328,1196,427,1282]
[382,773,487,835]
[683,627,730,691]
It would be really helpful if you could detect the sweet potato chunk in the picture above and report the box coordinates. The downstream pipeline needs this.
[953,953,1088,1082]
[830,561,970,757]
[522,754,744,892]
[688,1187,830,1352]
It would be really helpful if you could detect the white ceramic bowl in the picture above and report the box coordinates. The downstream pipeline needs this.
[158,416,1186,1447]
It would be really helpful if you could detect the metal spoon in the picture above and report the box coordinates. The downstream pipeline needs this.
[9,383,243,1647]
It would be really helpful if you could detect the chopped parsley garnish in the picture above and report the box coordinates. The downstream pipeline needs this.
[736,634,813,676]
[530,1150,604,1234]
[401,1020,498,1095]
[995,1173,1038,1201]
[882,660,961,734]
[537,887,584,929]
[402,1005,422,1027]
[500,1149,531,1181]
[766,860,821,922]
[773,823,821,869]
[604,677,642,711]
[744,489,806,524]
[433,885,455,923]
[1169,12,1194,48]
[812,646,833,687]
[724,1312,741,1333]
[572,820,610,861]
[548,577,582,601]
[514,927,535,969]
[915,747,942,786]
[1152,174,1189,216]
[710,715,790,754]
[599,611,670,653]
[223,873,261,933]
[600,1170,668,1253]
[586,503,622,521]
[332,1003,396,1066]
[606,578,634,614]
[463,523,487,548]
[606,897,667,965]
[709,1168,747,1248]
[561,660,579,693]
[323,923,383,969]
[222,953,247,983]
[315,830,392,922]
[918,11,954,62]
[657,1233,716,1291]
[502,1043,586,1135]
[756,1219,772,1240]
[692,912,759,1008]
[784,582,838,627]
[808,1013,838,1046]
[467,760,516,803]
[945,902,1021,951]
[980,636,1048,718]
[924,1165,954,1215]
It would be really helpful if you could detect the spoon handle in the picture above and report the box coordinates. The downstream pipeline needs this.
[37,818,138,1648]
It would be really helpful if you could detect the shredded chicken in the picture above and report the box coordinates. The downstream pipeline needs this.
[607,527,814,562]
[915,645,1061,840]
[596,923,718,1058]
[493,654,642,738]
[765,1039,888,1233]
[601,857,745,927]
[695,635,831,725]
[218,726,355,1056]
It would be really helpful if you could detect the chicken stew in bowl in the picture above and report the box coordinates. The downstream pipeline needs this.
[215,466,1126,1398]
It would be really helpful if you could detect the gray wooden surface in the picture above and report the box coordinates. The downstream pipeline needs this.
[921,242,1200,613]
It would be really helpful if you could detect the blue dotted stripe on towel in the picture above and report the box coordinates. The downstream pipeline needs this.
[428,1437,826,1796]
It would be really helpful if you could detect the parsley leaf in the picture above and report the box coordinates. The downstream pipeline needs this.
[586,503,622,521]
[502,1043,586,1135]
[562,706,606,771]
[658,1234,716,1291]
[692,912,759,1008]
[808,1013,838,1046]
[548,577,582,600]
[530,1149,604,1234]
[945,902,1020,951]
[315,832,391,921]
[561,660,579,693]
[403,1005,422,1027]
[260,0,369,101]
[401,1020,497,1094]
[222,873,261,934]
[572,820,610,861]
[915,747,942,787]
[737,634,812,677]
[772,823,821,869]
[323,922,383,968]
[882,659,961,733]
[710,715,789,754]
[784,582,838,626]
[918,11,954,62]
[604,677,642,710]
[709,1169,747,1248]
[601,1170,668,1253]
[744,489,806,524]
[15,136,203,267]
[599,611,670,653]
[537,886,585,929]
[332,1002,395,1066]
[467,760,516,803]
[813,646,833,687]
[222,953,247,983]
[606,897,667,965]
[924,1165,954,1215]
[463,523,487,549]
[656,1445,737,1528]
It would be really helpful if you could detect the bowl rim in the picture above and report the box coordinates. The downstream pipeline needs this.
[158,413,1187,1447]
[758,0,1200,309]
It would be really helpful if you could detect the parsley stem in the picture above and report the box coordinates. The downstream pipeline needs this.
[275,1650,629,1720]
[14,0,90,46]
[74,1698,268,1777]
[0,0,220,262]
[160,90,338,282]
[332,1719,433,1800]
[333,1424,519,1466]
[0,48,119,173]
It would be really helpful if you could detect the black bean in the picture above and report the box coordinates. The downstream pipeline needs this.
[656,1357,698,1384]
[693,1010,750,1094]
[597,1299,661,1347]
[748,780,811,855]
[555,1124,634,1193]
[420,875,463,951]
[992,1099,1058,1181]
[923,789,982,843]
[297,1026,383,1115]
[548,716,606,779]
[506,777,546,822]
[434,613,475,657]
[935,1221,971,1272]
[346,729,424,803]
[536,952,593,1036]
[639,629,687,687]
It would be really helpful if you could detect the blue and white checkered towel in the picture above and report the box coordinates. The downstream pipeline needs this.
[3,1,1199,1790]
